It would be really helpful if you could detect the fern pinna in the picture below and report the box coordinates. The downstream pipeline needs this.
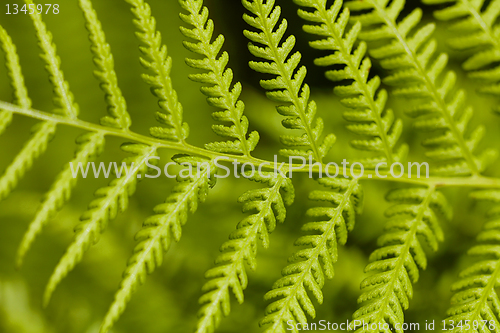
[0,0,500,333]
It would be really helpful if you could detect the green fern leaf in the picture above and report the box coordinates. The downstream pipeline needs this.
[423,0,500,114]
[0,25,29,135]
[295,0,407,168]
[261,177,362,333]
[26,0,79,118]
[16,132,105,267]
[126,0,189,142]
[43,143,158,306]
[79,0,131,130]
[346,0,497,176]
[446,193,500,332]
[179,0,259,156]
[353,186,450,332]
[100,157,216,333]
[242,0,335,162]
[196,172,294,333]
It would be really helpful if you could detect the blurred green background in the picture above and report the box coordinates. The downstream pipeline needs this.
[0,1,499,332]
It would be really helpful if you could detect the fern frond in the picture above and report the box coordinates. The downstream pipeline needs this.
[423,0,500,113]
[16,132,105,267]
[295,0,407,168]
[43,143,158,306]
[446,199,500,332]
[179,0,259,156]
[79,0,131,130]
[0,122,56,201]
[100,157,216,333]
[242,0,335,162]
[353,186,450,332]
[26,0,79,118]
[346,0,497,176]
[261,177,362,333]
[196,172,294,333]
[126,0,189,142]
[0,24,47,201]
[0,24,30,134]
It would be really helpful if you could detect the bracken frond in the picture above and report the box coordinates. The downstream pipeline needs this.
[295,0,407,168]
[179,0,259,156]
[261,177,363,333]
[346,0,497,176]
[353,186,451,332]
[126,0,189,142]
[423,0,500,114]
[100,157,217,333]
[196,171,294,333]
[446,191,500,332]
[242,0,336,162]
[43,143,158,306]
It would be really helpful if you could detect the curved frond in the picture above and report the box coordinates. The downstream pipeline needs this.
[79,0,131,130]
[100,157,217,333]
[353,186,450,332]
[43,143,158,306]
[179,0,259,156]
[346,0,497,176]
[242,0,336,162]
[423,0,500,113]
[261,177,363,333]
[196,172,294,333]
[295,0,407,168]
[16,132,105,267]
[446,195,500,332]
[126,0,189,142]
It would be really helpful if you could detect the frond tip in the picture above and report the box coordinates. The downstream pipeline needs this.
[196,172,294,333]
[261,177,362,333]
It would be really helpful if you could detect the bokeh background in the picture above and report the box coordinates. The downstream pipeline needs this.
[0,1,499,332]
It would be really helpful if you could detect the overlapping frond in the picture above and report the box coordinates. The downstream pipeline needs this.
[424,0,500,113]
[446,198,500,332]
[353,187,451,332]
[179,0,259,156]
[100,157,217,333]
[44,143,158,306]
[242,0,335,162]
[261,177,362,333]
[126,0,189,142]
[295,0,406,168]
[196,172,294,333]
[79,0,131,130]
[346,0,497,176]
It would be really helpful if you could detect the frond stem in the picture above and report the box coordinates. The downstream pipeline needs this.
[2,101,500,188]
